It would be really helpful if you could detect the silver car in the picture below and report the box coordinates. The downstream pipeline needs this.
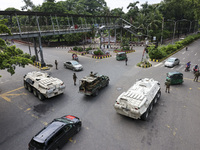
[64,60,83,71]
[164,57,180,67]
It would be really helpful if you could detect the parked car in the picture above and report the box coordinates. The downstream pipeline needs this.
[164,57,180,67]
[64,60,83,71]
[29,115,81,150]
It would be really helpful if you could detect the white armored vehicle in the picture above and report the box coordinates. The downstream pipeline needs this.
[114,78,161,120]
[24,71,65,100]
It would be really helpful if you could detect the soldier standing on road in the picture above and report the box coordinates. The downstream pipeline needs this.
[125,57,128,66]
[55,60,58,70]
[73,73,77,85]
[165,79,171,93]
[194,71,199,82]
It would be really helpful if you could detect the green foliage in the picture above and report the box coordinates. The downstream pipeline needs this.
[31,55,36,62]
[148,33,200,59]
[93,49,104,55]
[73,46,78,51]
[86,47,92,51]
[77,47,83,52]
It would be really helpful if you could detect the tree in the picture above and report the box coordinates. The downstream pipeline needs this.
[0,19,33,77]
[21,0,35,11]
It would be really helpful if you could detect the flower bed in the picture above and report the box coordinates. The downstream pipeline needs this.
[137,61,152,68]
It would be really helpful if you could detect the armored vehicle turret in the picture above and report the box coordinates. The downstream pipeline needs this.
[24,71,65,100]
[79,72,109,96]
[114,78,161,120]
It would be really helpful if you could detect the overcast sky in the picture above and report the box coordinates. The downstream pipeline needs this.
[0,0,162,13]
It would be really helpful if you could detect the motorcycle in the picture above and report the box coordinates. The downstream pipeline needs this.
[72,54,79,62]
[185,65,190,72]
[193,67,199,73]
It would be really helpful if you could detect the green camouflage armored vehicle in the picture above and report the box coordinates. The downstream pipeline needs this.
[79,72,109,96]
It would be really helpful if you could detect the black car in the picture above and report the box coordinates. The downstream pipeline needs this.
[29,115,81,150]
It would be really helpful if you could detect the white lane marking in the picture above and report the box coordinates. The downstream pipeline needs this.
[183,58,185,60]
[154,63,163,67]
[195,53,197,56]
[182,51,186,54]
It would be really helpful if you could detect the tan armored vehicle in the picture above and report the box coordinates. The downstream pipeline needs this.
[79,72,109,96]
[114,78,161,120]
[24,71,65,100]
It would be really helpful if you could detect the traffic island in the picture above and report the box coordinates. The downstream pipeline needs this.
[137,61,152,68]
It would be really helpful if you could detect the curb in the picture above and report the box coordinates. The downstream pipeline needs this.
[92,55,112,59]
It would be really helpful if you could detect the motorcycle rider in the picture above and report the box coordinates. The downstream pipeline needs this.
[185,61,191,71]
[193,64,199,72]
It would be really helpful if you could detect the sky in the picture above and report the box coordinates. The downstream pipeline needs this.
[0,0,162,13]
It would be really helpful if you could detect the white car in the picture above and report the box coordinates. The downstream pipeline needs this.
[164,57,180,67]
[64,60,83,71]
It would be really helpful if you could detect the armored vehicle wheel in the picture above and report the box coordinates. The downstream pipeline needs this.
[149,102,153,112]
[33,88,38,97]
[38,92,45,101]
[157,91,161,100]
[141,108,149,121]
[153,97,158,104]
[24,81,28,89]
[92,89,99,96]
[27,84,32,92]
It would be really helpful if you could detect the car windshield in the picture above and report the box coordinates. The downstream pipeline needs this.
[167,58,175,62]
[71,61,79,65]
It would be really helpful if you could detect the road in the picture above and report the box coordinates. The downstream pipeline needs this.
[0,39,200,150]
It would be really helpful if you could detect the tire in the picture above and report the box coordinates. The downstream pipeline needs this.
[154,97,158,105]
[141,108,149,121]
[38,92,45,101]
[157,91,161,100]
[24,81,28,89]
[76,125,81,133]
[149,102,153,112]
[92,89,99,96]
[33,88,37,97]
[27,84,32,92]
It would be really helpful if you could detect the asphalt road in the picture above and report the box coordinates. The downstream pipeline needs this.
[0,39,200,150]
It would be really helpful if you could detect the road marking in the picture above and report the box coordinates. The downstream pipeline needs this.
[154,63,163,67]
[183,58,185,60]
[0,87,26,102]
[182,51,186,54]
[195,53,197,56]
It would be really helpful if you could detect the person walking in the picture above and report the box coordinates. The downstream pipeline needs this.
[55,60,58,70]
[194,71,199,82]
[165,79,171,93]
[125,57,128,66]
[73,73,77,85]
[186,46,188,51]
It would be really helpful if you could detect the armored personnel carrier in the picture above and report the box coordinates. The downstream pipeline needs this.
[114,78,161,120]
[79,72,109,96]
[24,71,65,100]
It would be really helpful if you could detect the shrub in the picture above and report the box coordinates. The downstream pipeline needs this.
[86,47,92,51]
[77,47,83,52]
[93,49,104,55]
[31,55,36,62]
[73,46,78,51]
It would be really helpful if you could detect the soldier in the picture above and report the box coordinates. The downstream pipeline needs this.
[125,57,128,66]
[194,71,199,82]
[73,73,77,85]
[165,79,171,93]
[55,60,58,70]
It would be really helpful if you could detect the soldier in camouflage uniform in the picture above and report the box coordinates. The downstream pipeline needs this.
[165,79,171,93]
[194,71,199,82]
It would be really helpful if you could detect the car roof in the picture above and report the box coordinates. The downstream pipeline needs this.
[168,72,183,76]
[33,121,66,143]
[167,57,177,60]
